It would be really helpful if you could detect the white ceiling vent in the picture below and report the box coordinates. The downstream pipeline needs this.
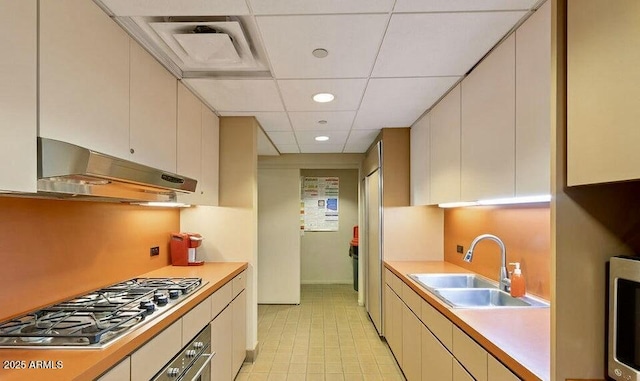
[150,20,256,70]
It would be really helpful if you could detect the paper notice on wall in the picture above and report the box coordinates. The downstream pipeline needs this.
[301,177,339,231]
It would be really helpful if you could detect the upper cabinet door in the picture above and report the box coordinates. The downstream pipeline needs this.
[129,41,177,173]
[39,0,130,159]
[567,0,640,185]
[430,84,461,204]
[0,0,37,192]
[461,34,516,201]
[177,82,202,182]
[515,1,551,196]
[200,106,220,206]
[410,115,430,206]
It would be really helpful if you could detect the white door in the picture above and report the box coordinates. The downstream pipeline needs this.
[366,168,382,334]
[257,168,301,304]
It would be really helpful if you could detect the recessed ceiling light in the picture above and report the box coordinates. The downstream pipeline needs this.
[318,120,328,125]
[312,48,329,58]
[313,93,335,103]
[315,136,330,142]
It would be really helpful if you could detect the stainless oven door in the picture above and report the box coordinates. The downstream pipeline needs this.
[181,352,214,381]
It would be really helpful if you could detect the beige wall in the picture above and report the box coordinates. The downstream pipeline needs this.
[300,169,359,284]
[181,116,259,355]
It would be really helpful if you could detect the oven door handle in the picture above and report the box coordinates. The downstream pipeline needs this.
[182,352,215,381]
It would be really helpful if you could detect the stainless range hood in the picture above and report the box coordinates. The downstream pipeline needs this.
[37,138,197,202]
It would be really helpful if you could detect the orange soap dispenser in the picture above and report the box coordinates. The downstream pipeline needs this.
[509,262,526,297]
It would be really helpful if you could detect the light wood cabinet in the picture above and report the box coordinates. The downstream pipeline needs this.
[567,0,640,185]
[515,1,551,196]
[452,326,488,381]
[97,357,130,381]
[0,0,37,192]
[461,34,516,201]
[453,359,475,381]
[420,299,453,351]
[430,84,462,204]
[488,356,520,381]
[131,319,182,381]
[410,115,430,206]
[422,324,453,381]
[402,304,422,381]
[182,296,212,346]
[39,0,130,159]
[177,82,202,182]
[232,270,247,298]
[129,41,177,173]
[210,306,233,381]
[211,282,233,319]
[200,106,220,206]
[384,284,394,350]
[232,290,247,376]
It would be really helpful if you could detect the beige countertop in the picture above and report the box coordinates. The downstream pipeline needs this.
[385,260,550,381]
[0,262,248,381]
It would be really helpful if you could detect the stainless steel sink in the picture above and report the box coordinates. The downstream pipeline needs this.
[409,273,497,290]
[433,288,549,309]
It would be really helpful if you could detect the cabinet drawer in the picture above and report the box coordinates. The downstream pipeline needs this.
[211,281,233,319]
[391,273,403,295]
[453,358,475,381]
[401,282,421,316]
[97,357,130,381]
[384,268,393,286]
[182,296,212,346]
[488,356,520,381]
[131,319,182,381]
[452,326,488,381]
[421,299,453,351]
[233,270,247,298]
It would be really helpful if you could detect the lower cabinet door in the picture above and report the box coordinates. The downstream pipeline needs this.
[453,359,475,381]
[232,290,247,376]
[488,356,520,381]
[402,304,422,381]
[422,325,453,381]
[210,306,233,381]
[97,357,130,381]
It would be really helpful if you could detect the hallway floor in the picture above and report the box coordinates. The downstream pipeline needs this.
[236,284,405,381]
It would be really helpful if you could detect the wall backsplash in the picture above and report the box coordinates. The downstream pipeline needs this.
[0,197,179,320]
[444,204,550,299]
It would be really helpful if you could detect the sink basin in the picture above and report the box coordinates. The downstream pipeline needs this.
[409,273,497,290]
[433,288,549,309]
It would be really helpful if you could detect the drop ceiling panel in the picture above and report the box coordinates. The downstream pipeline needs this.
[248,0,395,15]
[289,111,356,131]
[256,14,388,78]
[266,131,297,145]
[276,144,300,153]
[258,128,280,155]
[295,130,349,146]
[184,79,284,112]
[353,77,460,130]
[278,79,367,111]
[299,144,345,154]
[219,111,292,131]
[372,12,527,77]
[98,0,250,16]
[344,129,380,153]
[394,0,537,12]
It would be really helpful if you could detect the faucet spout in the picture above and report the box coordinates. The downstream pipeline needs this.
[463,234,510,292]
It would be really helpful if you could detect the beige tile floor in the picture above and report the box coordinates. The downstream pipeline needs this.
[236,284,405,381]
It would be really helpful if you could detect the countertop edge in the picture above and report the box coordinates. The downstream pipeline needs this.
[384,260,548,381]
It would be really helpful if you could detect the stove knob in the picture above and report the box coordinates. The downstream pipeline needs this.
[193,341,204,349]
[166,367,180,378]
[186,349,197,358]
[156,294,169,306]
[169,290,180,299]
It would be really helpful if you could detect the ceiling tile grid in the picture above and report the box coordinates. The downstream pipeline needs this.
[109,0,541,153]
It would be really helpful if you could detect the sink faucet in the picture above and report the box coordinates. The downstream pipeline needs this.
[463,234,511,292]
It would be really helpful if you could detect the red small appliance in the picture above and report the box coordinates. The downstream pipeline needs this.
[170,233,204,266]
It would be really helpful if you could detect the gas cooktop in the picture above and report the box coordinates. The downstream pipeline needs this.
[0,277,204,348]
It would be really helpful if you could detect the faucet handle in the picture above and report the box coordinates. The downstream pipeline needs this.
[463,250,473,262]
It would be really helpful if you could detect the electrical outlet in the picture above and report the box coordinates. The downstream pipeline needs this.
[150,246,160,256]
[456,245,464,254]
